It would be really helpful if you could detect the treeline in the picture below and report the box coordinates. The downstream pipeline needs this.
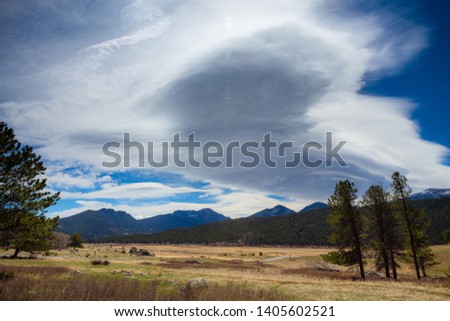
[101,207,332,246]
[101,197,450,246]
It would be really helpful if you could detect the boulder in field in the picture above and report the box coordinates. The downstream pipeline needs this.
[181,277,209,294]
[137,249,151,256]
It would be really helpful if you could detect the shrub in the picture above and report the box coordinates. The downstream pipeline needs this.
[0,271,14,282]
[91,260,110,266]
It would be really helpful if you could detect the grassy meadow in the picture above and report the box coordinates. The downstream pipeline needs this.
[1,244,449,300]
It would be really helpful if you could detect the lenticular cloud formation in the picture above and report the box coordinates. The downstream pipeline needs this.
[1,0,449,218]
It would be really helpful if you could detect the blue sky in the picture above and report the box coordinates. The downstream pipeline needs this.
[361,0,450,158]
[1,0,450,219]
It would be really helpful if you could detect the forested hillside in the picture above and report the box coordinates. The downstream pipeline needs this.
[102,197,450,245]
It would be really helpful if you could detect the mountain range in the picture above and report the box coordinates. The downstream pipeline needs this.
[57,208,229,240]
[57,191,449,242]
[104,197,450,246]
[248,202,328,218]
[57,202,326,240]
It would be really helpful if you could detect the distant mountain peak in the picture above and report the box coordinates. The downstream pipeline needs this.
[250,204,295,218]
[411,188,450,200]
[299,202,328,213]
[98,208,130,215]
[172,208,221,216]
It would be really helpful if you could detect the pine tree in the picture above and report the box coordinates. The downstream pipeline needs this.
[0,122,60,257]
[391,172,427,279]
[68,233,84,250]
[362,185,390,278]
[327,180,365,279]
[362,185,403,279]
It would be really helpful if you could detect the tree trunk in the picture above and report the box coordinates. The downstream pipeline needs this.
[377,204,390,278]
[356,246,365,279]
[382,249,390,278]
[408,225,421,279]
[350,212,365,279]
[389,249,397,280]
[12,248,20,258]
[401,197,421,279]
[420,259,427,278]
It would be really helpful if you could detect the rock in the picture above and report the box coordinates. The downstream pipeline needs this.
[307,263,339,272]
[137,249,151,256]
[181,278,209,294]
[121,270,132,276]
[129,247,155,256]
[365,270,383,278]
[137,249,155,256]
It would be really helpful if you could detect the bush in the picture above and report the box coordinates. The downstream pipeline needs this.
[321,250,358,266]
[0,271,14,282]
[91,260,110,266]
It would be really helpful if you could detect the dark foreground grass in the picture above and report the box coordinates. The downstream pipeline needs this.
[0,264,289,301]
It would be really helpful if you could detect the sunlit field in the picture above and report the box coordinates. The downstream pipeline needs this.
[1,244,449,300]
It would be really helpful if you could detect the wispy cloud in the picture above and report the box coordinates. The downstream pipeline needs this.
[60,181,219,200]
[1,0,449,218]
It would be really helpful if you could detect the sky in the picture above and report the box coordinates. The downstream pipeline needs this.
[1,0,450,219]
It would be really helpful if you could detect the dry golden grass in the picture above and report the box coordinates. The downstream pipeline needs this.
[1,244,449,300]
[0,264,288,301]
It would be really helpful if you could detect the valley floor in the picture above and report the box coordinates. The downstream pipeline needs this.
[1,244,449,300]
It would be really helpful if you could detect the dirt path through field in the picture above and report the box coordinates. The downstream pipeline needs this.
[260,255,300,262]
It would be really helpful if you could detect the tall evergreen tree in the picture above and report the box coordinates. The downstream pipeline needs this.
[327,180,365,279]
[0,122,60,257]
[383,200,404,280]
[362,185,403,279]
[391,172,426,279]
[362,185,390,278]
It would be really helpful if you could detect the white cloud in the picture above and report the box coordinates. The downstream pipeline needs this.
[60,182,208,200]
[2,0,450,217]
[46,171,112,190]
